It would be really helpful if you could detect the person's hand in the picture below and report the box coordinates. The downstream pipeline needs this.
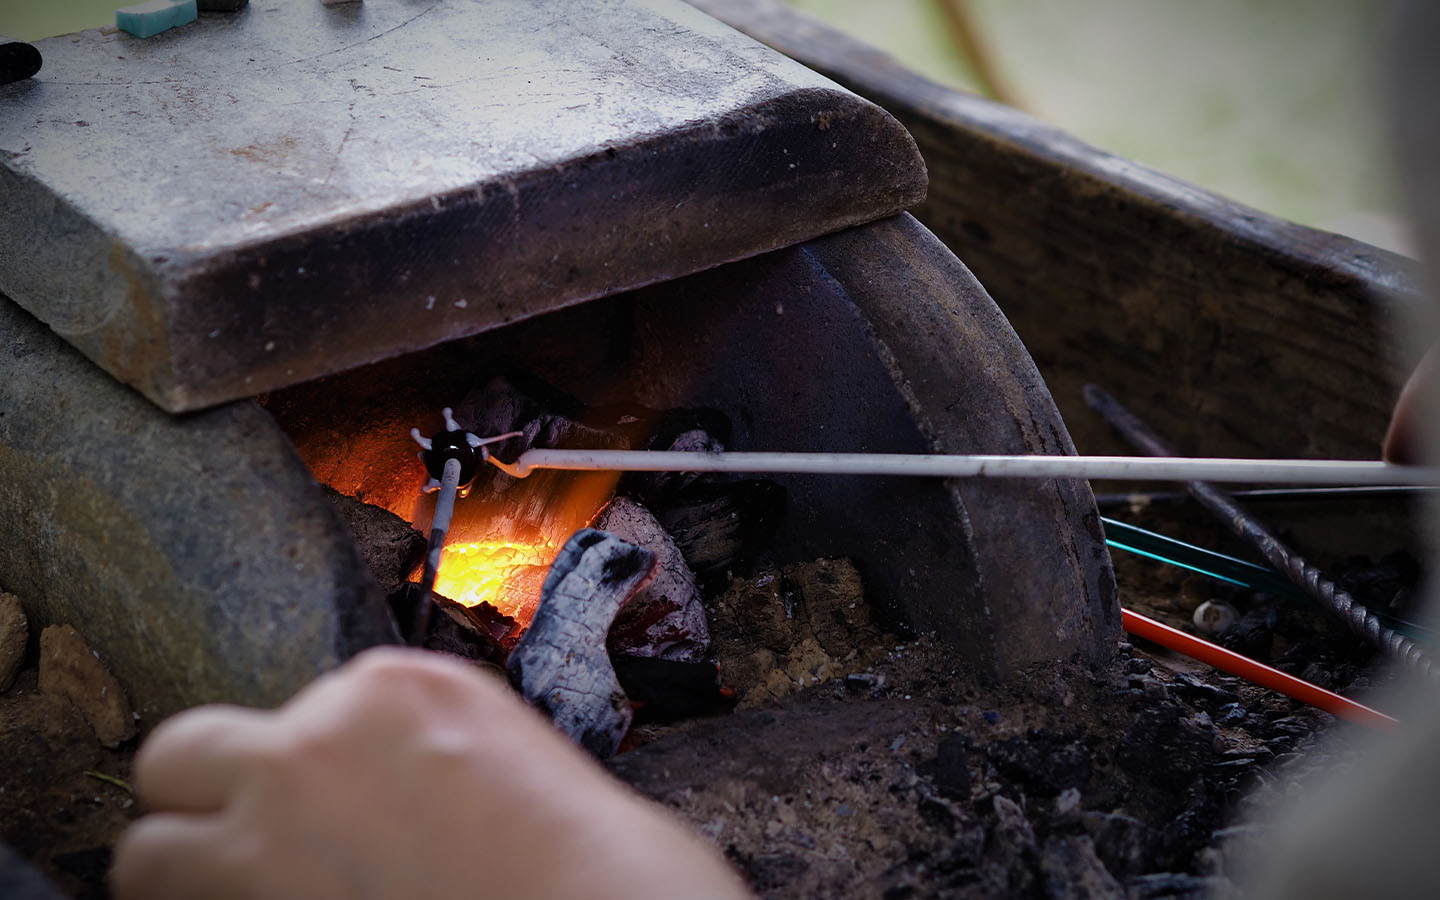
[110,647,751,900]
[1384,346,1436,464]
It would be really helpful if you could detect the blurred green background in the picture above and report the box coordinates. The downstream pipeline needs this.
[789,0,1405,253]
[0,0,1406,253]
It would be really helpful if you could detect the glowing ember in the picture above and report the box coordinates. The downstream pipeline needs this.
[431,540,557,616]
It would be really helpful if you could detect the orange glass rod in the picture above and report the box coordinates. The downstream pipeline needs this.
[1120,608,1397,730]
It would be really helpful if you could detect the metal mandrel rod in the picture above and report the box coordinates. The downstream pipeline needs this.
[487,448,1440,485]
[1085,384,1438,682]
[408,455,463,646]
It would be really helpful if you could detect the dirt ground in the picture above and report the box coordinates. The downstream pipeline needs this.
[0,528,1410,899]
[0,666,137,899]
[612,633,1380,899]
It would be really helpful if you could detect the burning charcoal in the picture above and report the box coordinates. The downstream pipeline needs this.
[507,529,657,758]
[391,584,515,666]
[652,479,786,590]
[611,655,736,724]
[324,487,426,595]
[593,496,710,662]
[491,564,549,626]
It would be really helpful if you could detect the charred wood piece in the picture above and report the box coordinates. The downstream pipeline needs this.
[620,408,733,501]
[323,487,426,596]
[506,529,658,758]
[653,479,787,590]
[593,496,711,663]
[611,656,736,724]
[389,583,516,666]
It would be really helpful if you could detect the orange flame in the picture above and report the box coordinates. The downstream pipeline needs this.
[431,540,557,618]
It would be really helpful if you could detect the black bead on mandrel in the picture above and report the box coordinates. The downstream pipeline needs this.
[422,430,482,487]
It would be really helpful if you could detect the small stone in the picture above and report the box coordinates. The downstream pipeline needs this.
[0,591,28,692]
[1124,656,1152,674]
[1193,600,1238,635]
[1054,787,1082,818]
[982,709,1000,724]
[987,730,1092,796]
[324,487,426,596]
[1217,703,1248,725]
[1170,671,1240,705]
[844,672,879,691]
[992,794,1036,852]
[921,733,973,801]
[38,625,136,748]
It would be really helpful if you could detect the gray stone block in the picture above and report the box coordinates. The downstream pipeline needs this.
[0,296,398,721]
[0,0,924,413]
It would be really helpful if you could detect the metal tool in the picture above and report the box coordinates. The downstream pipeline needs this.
[1084,384,1438,681]
[407,410,521,645]
[484,447,1440,486]
[1101,517,1430,641]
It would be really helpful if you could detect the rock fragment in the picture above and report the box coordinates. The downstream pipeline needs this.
[38,625,136,747]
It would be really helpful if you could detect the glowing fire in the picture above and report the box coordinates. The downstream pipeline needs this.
[416,467,622,623]
[430,540,558,618]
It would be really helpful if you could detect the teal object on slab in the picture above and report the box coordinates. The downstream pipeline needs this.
[116,0,198,39]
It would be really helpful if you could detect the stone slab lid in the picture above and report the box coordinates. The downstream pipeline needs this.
[0,0,925,412]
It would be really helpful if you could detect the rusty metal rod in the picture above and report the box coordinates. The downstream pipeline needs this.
[1084,383,1437,682]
